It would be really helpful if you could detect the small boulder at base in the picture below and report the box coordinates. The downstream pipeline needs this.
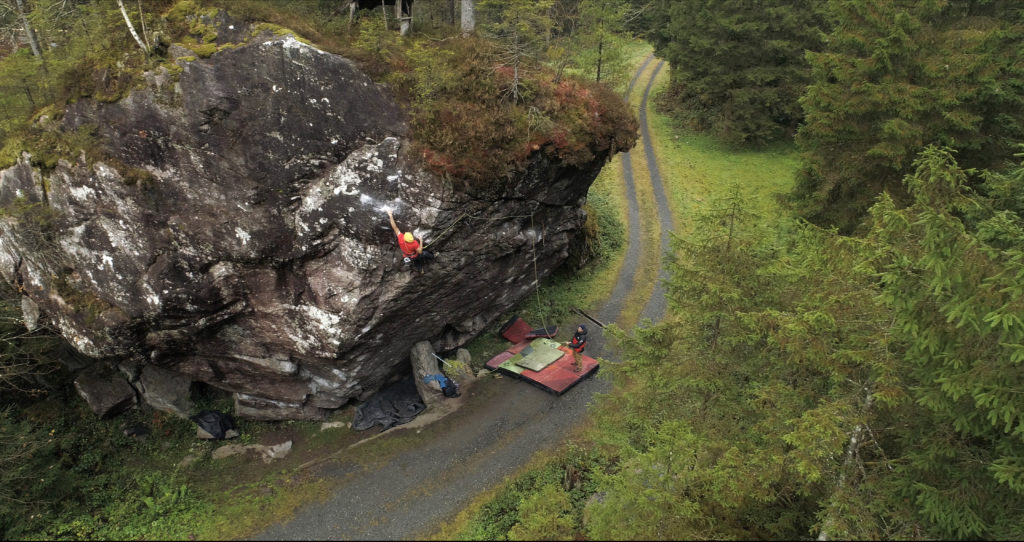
[211,440,292,463]
[74,365,137,418]
[211,443,247,460]
[260,440,292,463]
[178,454,201,468]
[191,410,239,440]
[410,341,444,407]
[138,365,193,417]
[453,348,476,383]
[197,426,241,440]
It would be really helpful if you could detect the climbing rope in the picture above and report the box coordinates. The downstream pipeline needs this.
[413,206,556,341]
[529,213,553,336]
[421,212,470,251]
[420,212,537,251]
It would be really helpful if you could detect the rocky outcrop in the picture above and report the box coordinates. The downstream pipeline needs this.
[0,24,627,420]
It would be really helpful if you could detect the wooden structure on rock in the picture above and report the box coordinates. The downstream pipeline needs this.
[346,0,414,36]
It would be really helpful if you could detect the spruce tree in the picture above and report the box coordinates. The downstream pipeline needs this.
[644,0,826,145]
[794,0,1024,232]
[585,189,895,539]
[477,0,555,103]
[863,146,1024,538]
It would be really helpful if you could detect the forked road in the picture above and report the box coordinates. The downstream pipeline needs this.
[253,56,670,541]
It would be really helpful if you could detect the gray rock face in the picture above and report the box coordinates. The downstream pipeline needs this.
[21,296,39,331]
[0,31,615,420]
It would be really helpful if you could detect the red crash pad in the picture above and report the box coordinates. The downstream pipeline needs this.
[499,316,532,343]
[486,343,599,395]
[515,345,599,394]
[499,316,558,343]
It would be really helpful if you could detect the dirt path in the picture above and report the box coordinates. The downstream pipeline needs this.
[599,54,655,328]
[637,60,670,324]
[252,55,670,541]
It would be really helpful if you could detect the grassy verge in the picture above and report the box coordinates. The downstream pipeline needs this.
[3,380,370,540]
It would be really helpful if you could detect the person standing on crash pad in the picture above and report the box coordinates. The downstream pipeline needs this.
[387,208,433,273]
[566,324,587,372]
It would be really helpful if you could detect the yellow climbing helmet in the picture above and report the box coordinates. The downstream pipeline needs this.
[403,232,414,243]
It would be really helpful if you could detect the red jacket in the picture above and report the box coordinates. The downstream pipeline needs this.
[397,234,420,258]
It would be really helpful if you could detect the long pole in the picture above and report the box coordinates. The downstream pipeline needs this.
[572,307,605,328]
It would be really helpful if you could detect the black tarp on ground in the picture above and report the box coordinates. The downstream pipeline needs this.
[190,410,237,439]
[352,374,426,431]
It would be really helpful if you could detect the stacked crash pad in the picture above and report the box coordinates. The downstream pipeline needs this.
[499,316,558,343]
[486,319,599,394]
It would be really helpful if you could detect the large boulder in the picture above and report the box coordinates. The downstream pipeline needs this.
[0,21,628,420]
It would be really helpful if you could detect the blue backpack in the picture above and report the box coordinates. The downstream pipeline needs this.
[424,373,460,398]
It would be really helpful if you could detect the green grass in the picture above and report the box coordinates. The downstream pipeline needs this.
[4,389,315,540]
[647,73,800,232]
[6,383,481,541]
[2,373,428,541]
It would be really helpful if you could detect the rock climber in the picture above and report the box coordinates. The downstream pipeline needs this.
[387,208,433,272]
[566,324,587,372]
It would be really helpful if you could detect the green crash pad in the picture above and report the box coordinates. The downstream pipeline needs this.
[507,338,565,372]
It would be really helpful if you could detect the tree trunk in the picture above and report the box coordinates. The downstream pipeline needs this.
[816,390,874,541]
[397,0,411,36]
[14,0,43,59]
[21,79,36,110]
[460,0,474,36]
[137,0,151,50]
[446,0,456,26]
[117,0,148,54]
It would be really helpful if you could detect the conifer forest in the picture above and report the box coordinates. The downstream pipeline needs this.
[1,1,1023,540]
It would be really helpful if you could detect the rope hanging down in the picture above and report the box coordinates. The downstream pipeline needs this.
[413,206,552,334]
[530,213,552,335]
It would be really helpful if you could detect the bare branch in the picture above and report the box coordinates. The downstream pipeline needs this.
[116,0,147,54]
